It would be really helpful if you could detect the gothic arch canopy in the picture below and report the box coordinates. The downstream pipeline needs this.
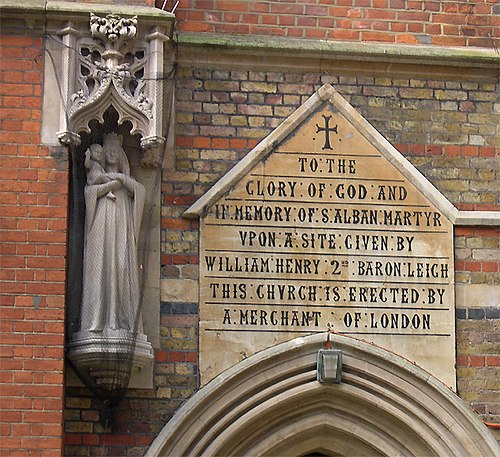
[69,78,152,139]
[52,11,174,167]
[146,334,499,457]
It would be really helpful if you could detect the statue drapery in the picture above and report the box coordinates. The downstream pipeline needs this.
[80,133,145,334]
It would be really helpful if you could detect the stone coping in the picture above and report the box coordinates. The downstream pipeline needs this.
[177,31,500,69]
[0,0,174,22]
[184,84,500,227]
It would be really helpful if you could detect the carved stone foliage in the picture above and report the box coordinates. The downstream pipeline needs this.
[90,13,138,52]
[57,13,171,167]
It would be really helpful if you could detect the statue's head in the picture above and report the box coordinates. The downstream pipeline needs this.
[103,133,130,174]
[89,143,104,164]
[84,143,104,170]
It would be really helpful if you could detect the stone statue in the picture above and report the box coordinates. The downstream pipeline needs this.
[84,143,116,201]
[80,133,146,334]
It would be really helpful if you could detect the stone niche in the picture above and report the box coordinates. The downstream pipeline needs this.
[185,84,459,389]
[40,6,175,391]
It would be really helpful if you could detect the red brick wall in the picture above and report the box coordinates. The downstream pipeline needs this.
[171,0,500,48]
[0,33,67,457]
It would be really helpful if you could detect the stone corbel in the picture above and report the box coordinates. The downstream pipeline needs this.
[56,13,171,167]
[140,135,165,168]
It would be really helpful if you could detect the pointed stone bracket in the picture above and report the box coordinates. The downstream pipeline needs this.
[68,329,154,392]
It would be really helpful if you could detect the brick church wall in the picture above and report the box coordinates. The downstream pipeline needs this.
[63,67,499,456]
[455,226,500,429]
[0,1,498,455]
[163,67,500,448]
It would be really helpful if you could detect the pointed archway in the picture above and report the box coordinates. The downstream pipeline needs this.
[146,334,499,456]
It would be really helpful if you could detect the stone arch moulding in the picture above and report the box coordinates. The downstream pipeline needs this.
[145,333,499,457]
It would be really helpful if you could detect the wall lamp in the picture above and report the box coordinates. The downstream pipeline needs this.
[317,328,342,383]
[317,348,342,383]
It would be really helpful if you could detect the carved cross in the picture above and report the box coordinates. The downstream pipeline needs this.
[315,114,338,150]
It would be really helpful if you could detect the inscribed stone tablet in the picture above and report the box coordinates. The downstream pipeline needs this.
[193,87,455,389]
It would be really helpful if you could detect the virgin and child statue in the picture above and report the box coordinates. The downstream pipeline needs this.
[80,133,146,335]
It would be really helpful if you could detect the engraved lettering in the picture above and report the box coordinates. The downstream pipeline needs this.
[376,185,407,201]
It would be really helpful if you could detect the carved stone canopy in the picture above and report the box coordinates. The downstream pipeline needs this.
[57,13,172,167]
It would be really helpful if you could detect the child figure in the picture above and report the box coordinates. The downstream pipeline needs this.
[84,143,116,201]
